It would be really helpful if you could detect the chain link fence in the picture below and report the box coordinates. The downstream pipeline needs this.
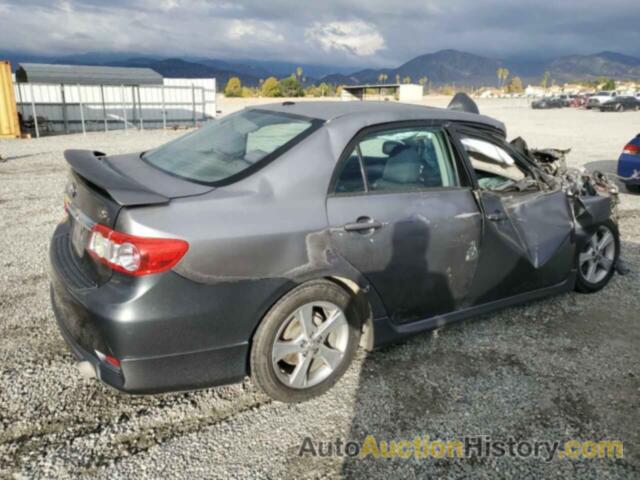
[14,81,217,137]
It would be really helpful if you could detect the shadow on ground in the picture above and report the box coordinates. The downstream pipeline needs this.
[335,238,640,478]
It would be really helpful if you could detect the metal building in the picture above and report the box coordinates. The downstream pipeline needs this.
[341,83,424,102]
[15,64,163,86]
[12,63,216,136]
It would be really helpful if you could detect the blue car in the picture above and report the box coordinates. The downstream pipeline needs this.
[618,134,640,192]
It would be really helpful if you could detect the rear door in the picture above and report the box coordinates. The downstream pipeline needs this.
[327,123,482,325]
[451,128,575,305]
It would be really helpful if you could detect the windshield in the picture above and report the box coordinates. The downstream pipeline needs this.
[143,109,317,184]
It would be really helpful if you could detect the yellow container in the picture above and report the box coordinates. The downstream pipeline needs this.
[0,61,20,138]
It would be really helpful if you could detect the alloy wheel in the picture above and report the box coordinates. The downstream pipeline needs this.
[271,301,349,389]
[579,225,616,284]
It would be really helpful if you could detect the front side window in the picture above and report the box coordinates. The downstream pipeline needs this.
[334,127,458,194]
[461,137,528,191]
[144,109,316,184]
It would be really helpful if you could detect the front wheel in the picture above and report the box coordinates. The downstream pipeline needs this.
[575,221,620,293]
[250,280,361,402]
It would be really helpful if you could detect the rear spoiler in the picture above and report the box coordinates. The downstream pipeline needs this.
[64,150,170,206]
[447,92,480,114]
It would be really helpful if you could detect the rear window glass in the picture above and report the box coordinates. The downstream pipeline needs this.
[143,109,316,184]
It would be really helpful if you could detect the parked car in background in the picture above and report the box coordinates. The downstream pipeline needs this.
[586,91,618,109]
[557,94,574,107]
[600,96,640,112]
[49,95,621,402]
[618,134,640,192]
[570,95,588,108]
[531,97,564,109]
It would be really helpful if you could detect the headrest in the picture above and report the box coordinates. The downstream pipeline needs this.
[382,148,420,184]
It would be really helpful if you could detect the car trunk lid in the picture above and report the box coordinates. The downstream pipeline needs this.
[63,149,212,285]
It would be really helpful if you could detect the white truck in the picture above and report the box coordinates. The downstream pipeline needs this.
[586,91,618,109]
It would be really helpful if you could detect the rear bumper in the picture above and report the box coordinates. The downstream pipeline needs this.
[50,276,249,393]
[49,221,287,394]
[618,154,640,185]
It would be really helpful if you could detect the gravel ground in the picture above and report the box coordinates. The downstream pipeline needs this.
[0,99,639,479]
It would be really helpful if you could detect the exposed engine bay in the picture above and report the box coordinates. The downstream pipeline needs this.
[510,136,620,219]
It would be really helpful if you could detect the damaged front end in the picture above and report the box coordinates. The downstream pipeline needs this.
[511,137,625,275]
[511,137,620,223]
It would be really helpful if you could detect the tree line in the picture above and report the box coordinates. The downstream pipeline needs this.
[224,66,622,98]
[224,67,340,98]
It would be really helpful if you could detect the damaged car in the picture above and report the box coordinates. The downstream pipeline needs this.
[50,94,620,402]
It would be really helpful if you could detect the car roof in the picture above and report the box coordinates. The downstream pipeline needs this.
[254,100,505,134]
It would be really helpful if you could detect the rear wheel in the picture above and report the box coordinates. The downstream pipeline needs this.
[575,221,620,293]
[250,280,361,402]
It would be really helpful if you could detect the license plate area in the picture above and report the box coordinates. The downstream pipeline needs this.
[71,220,89,257]
[67,203,95,259]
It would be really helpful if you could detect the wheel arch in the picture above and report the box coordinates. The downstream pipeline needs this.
[324,275,375,351]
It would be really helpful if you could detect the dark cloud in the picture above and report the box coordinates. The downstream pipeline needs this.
[1,0,639,66]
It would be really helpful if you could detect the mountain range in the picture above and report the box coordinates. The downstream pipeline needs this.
[3,49,640,87]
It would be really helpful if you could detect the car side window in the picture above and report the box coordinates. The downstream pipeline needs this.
[460,137,529,191]
[334,127,458,194]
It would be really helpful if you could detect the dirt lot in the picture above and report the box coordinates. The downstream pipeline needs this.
[0,98,639,479]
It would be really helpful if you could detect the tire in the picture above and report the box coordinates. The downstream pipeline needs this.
[575,220,620,293]
[250,280,361,402]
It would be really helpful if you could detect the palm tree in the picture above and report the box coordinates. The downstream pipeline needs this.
[296,66,303,80]
[419,76,428,94]
[496,68,510,88]
[541,71,550,90]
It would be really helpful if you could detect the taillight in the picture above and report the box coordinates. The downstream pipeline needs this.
[623,144,640,155]
[87,224,189,276]
[96,350,121,369]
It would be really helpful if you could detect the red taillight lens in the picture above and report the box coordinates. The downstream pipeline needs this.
[623,144,640,155]
[87,224,189,276]
[96,350,121,369]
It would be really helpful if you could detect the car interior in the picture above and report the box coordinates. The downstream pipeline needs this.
[460,137,530,191]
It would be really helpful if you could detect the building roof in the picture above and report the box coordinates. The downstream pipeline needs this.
[255,100,505,134]
[15,63,163,86]
[342,84,402,89]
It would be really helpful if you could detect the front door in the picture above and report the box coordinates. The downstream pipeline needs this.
[454,132,575,305]
[327,125,482,324]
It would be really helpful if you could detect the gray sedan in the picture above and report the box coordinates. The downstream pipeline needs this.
[50,97,620,402]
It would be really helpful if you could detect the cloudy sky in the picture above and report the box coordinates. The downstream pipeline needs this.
[2,0,640,67]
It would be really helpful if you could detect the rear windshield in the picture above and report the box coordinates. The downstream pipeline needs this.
[143,109,317,184]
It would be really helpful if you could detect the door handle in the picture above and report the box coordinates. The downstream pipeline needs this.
[487,211,508,222]
[343,217,382,232]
